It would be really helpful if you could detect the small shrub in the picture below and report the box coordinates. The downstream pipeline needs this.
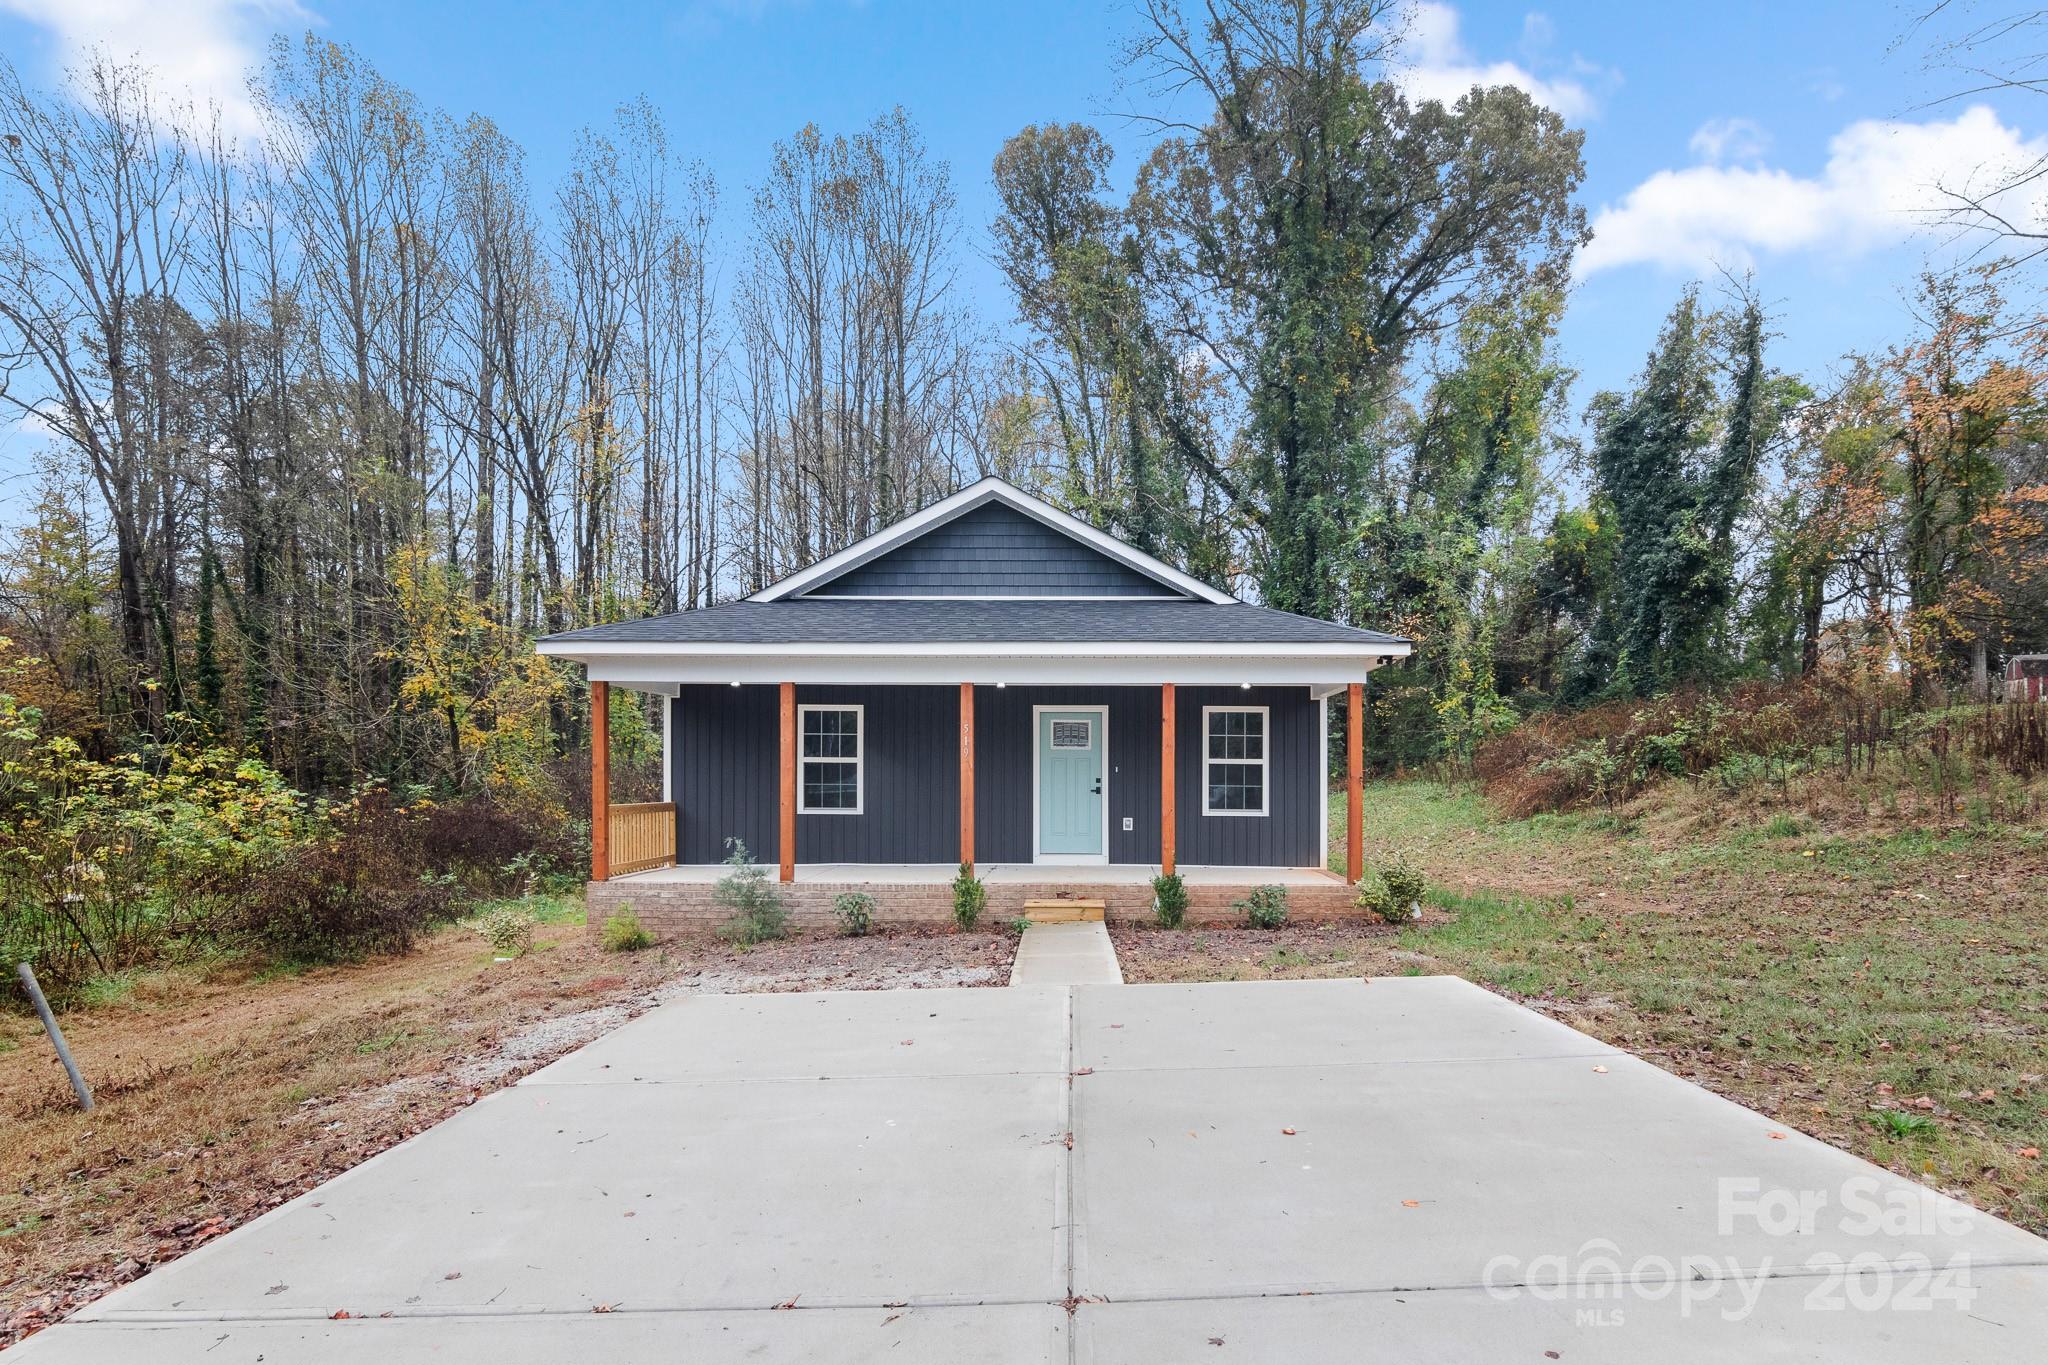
[1151,871,1188,929]
[835,890,875,937]
[1358,849,1428,926]
[714,837,788,944]
[1236,884,1288,930]
[602,907,654,952]
[1379,849,1426,909]
[474,906,534,957]
[1008,916,1032,934]
[952,861,985,931]
[1762,813,1805,839]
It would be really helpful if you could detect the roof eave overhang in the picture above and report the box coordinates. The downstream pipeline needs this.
[538,639,1410,689]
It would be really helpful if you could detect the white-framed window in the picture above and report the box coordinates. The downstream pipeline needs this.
[798,703,863,814]
[1202,705,1269,816]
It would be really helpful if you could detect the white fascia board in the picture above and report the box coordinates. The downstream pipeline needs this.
[538,639,1410,660]
[566,651,1403,689]
[746,477,1236,605]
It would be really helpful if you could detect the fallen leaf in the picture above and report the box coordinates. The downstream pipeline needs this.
[1073,1067,1094,1076]
[1281,1127,1297,1136]
[1767,1132,1787,1141]
[329,1310,352,1320]
[1545,1353,1561,1360]
[1209,1337,1225,1346]
[443,1272,462,1281]
[899,1039,915,1047]
[2021,1148,2040,1159]
[773,1295,800,1310]
[1401,1199,1420,1208]
[592,1303,616,1314]
[1591,1065,1608,1074]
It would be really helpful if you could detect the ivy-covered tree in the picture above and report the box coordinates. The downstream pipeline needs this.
[1100,0,1586,617]
[1574,287,1797,698]
[1351,287,1573,760]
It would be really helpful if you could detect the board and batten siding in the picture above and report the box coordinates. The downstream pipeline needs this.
[667,683,1321,867]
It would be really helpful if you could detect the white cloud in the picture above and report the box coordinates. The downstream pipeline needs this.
[1577,105,2048,277]
[1394,2,1601,120]
[1687,117,1770,165]
[0,0,309,139]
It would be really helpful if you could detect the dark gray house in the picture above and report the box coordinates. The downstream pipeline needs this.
[538,478,1409,931]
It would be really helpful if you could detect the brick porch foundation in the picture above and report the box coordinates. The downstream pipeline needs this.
[586,875,1361,940]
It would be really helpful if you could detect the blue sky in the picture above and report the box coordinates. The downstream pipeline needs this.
[2,0,2043,430]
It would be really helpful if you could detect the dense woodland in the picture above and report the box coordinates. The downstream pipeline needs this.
[0,1,2044,981]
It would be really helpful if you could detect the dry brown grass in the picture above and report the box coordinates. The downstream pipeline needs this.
[0,915,1015,1346]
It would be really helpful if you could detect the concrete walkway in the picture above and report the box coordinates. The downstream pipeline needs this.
[1007,920,1123,986]
[11,977,2047,1363]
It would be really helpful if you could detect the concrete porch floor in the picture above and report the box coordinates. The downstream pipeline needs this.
[612,862,1344,887]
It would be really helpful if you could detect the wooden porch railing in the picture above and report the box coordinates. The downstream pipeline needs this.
[608,802,676,876]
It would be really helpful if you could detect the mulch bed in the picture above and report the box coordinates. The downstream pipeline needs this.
[1108,919,1413,983]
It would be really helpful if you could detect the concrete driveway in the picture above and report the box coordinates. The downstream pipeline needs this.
[9,976,2047,1362]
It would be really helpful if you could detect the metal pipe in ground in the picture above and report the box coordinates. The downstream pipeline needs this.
[16,962,93,1111]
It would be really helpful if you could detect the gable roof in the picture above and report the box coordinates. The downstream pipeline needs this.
[749,477,1235,604]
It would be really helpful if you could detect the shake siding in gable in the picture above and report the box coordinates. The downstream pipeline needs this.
[802,503,1184,598]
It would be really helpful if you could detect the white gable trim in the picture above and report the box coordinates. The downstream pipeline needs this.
[746,477,1237,605]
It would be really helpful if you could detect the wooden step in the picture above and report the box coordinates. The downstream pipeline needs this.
[1020,898,1106,923]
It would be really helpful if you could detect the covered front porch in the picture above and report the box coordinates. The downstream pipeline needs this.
[581,678,1377,897]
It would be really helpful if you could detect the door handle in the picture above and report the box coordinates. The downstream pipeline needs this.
[1091,781,1103,795]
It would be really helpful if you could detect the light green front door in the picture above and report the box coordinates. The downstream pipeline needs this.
[1038,709,1106,860]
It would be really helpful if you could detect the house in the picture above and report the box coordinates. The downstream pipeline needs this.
[2009,655,2047,702]
[536,478,1410,932]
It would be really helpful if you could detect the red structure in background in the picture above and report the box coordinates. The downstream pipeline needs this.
[2008,655,2048,701]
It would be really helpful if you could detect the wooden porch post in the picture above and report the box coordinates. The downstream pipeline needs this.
[778,682,796,882]
[958,683,975,872]
[590,679,610,882]
[1160,683,1176,875]
[1345,681,1364,884]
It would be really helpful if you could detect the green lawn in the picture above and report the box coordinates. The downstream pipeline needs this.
[1330,780,2048,1233]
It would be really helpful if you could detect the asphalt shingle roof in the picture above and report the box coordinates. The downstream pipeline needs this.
[539,599,1407,649]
